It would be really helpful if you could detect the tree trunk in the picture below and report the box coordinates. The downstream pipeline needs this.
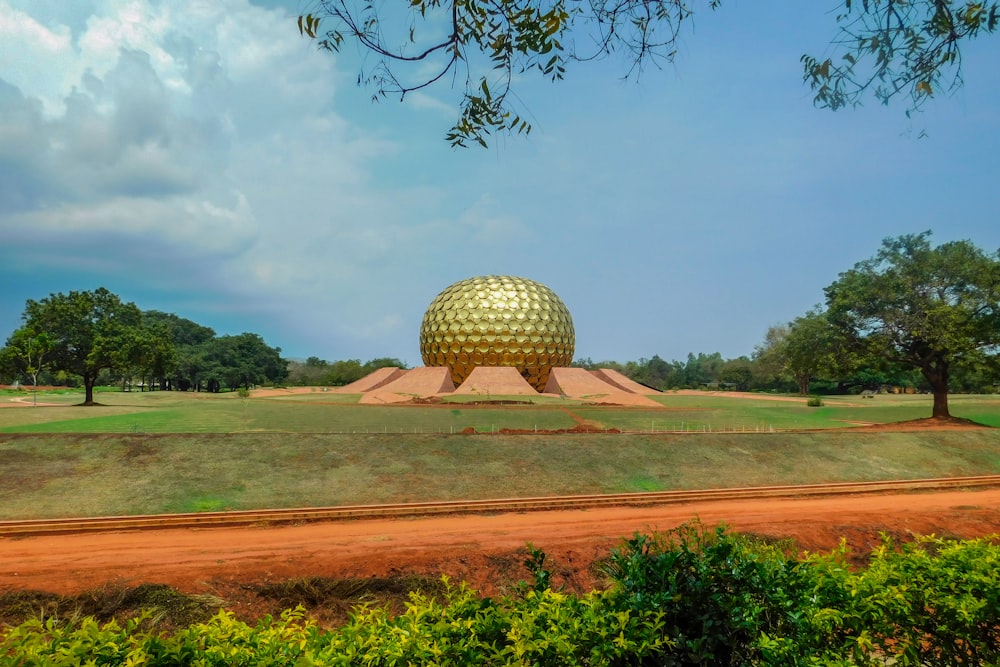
[797,374,810,396]
[921,361,950,419]
[82,373,98,406]
[932,390,950,418]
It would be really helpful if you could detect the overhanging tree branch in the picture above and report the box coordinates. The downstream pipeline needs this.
[802,0,999,115]
[299,1,998,147]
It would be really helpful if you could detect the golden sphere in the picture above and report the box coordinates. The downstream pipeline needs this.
[420,275,575,391]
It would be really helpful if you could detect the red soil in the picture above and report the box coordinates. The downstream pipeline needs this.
[544,368,663,407]
[2,488,998,603]
[453,367,538,395]
[2,388,995,621]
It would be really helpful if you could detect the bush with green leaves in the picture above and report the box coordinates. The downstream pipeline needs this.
[308,577,667,666]
[0,579,666,666]
[600,524,1000,666]
[806,535,1000,666]
[601,524,820,666]
[2,527,998,666]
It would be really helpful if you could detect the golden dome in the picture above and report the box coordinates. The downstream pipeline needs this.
[419,275,575,391]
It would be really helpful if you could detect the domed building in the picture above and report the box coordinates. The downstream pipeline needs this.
[332,275,662,406]
[418,275,575,391]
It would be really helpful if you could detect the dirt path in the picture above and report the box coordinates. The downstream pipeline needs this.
[0,396,62,408]
[3,489,998,599]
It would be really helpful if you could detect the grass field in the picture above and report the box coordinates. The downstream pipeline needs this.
[1,429,999,520]
[0,387,998,520]
[1,388,998,433]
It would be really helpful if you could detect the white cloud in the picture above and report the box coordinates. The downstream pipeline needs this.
[0,0,468,357]
[0,3,76,116]
[4,0,994,366]
[403,90,454,116]
[5,189,257,252]
[0,1,374,274]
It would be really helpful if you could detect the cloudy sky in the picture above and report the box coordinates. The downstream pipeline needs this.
[2,1,998,366]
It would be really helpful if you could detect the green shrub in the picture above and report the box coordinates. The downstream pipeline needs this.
[0,615,162,667]
[3,530,999,666]
[601,523,817,666]
[806,395,824,407]
[811,535,1000,666]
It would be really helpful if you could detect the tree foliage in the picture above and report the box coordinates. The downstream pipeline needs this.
[803,1,1000,115]
[0,327,52,396]
[1,291,289,398]
[824,231,1000,418]
[286,356,408,386]
[299,0,997,146]
[203,333,289,391]
[151,329,288,393]
[6,288,155,405]
[754,309,864,396]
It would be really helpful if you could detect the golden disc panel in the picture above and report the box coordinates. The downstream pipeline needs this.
[420,275,575,391]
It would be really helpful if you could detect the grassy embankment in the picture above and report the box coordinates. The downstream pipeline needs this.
[0,388,997,520]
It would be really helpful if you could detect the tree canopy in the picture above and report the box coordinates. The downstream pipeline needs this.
[298,0,998,146]
[753,310,863,396]
[0,327,52,402]
[285,356,408,387]
[7,288,154,405]
[824,231,1000,418]
[2,290,289,401]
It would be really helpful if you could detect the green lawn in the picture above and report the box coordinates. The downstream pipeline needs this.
[1,388,998,521]
[1,388,997,434]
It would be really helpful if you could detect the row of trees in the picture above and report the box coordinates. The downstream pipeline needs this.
[142,311,287,394]
[285,356,408,387]
[575,352,761,393]
[761,232,1000,418]
[579,232,1000,420]
[577,344,996,402]
[0,289,287,405]
[3,234,998,417]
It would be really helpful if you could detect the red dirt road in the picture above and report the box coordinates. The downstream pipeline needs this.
[3,489,999,598]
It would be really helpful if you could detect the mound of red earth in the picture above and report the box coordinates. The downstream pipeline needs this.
[304,366,665,407]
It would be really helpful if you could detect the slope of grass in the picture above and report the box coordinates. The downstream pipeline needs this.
[1,388,997,521]
[2,430,999,520]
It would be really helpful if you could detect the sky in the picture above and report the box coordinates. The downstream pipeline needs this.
[1,1,998,367]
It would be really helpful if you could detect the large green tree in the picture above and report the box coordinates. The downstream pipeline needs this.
[299,0,998,146]
[9,288,157,405]
[824,232,1000,419]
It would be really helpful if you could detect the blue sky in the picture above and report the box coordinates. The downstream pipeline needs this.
[1,0,998,366]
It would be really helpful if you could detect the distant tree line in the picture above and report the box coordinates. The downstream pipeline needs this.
[1,288,287,404]
[285,356,408,387]
[574,353,768,394]
[577,232,1000,420]
[574,347,997,397]
[141,311,287,393]
[4,234,998,417]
